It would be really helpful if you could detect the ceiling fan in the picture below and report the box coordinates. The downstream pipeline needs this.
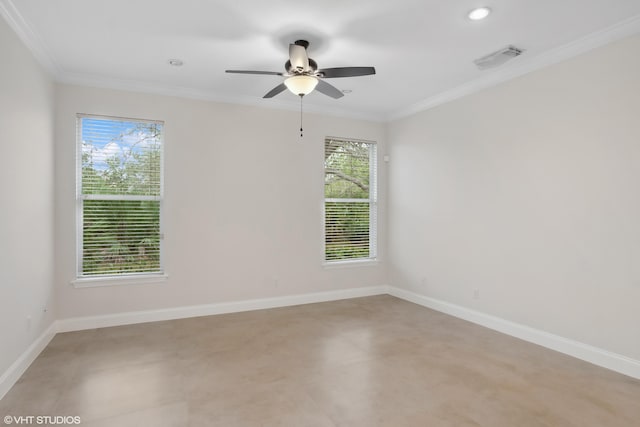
[226,40,376,99]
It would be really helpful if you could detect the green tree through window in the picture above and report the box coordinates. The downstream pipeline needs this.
[324,138,377,262]
[78,115,163,276]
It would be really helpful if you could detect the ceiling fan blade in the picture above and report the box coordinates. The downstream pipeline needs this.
[263,83,288,98]
[315,79,344,99]
[289,44,309,72]
[318,67,376,78]
[226,70,284,76]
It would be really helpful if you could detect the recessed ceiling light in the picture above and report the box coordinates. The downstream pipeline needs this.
[468,7,491,21]
[168,59,183,67]
[342,89,353,94]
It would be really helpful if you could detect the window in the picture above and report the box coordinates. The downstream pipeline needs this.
[76,115,164,278]
[324,137,377,263]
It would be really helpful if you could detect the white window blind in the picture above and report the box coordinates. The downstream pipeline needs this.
[324,137,377,262]
[77,115,164,277]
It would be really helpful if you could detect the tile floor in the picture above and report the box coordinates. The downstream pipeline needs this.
[1,295,639,426]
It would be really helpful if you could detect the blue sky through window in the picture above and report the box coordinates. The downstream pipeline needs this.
[81,117,162,171]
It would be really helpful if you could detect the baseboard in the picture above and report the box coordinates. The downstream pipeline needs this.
[57,285,389,332]
[2,286,388,398]
[0,322,57,400]
[6,284,636,403]
[387,286,640,380]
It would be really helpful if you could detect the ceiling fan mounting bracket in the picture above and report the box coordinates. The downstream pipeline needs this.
[294,40,310,49]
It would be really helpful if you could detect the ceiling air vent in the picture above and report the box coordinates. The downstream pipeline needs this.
[474,45,524,70]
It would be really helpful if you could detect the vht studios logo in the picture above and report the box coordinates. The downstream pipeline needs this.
[3,415,81,425]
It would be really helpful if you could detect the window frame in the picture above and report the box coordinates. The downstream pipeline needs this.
[74,114,166,285]
[322,137,378,266]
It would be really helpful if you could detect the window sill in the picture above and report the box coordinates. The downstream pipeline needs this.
[322,259,379,269]
[71,273,168,288]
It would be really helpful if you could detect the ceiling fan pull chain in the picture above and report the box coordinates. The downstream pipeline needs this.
[300,94,304,138]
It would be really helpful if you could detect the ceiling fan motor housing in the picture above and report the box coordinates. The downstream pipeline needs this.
[285,58,317,74]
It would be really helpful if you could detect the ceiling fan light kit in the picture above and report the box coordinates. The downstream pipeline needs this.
[284,75,319,96]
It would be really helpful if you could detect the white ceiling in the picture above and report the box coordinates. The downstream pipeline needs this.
[3,0,640,120]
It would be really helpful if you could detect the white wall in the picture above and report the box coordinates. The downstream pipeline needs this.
[0,18,55,376]
[388,34,640,360]
[54,85,387,319]
[5,5,637,384]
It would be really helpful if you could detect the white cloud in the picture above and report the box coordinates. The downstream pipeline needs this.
[83,140,123,170]
[121,131,160,149]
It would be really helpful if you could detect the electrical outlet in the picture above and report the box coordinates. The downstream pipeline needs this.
[420,277,427,286]
[26,315,32,329]
[473,289,480,300]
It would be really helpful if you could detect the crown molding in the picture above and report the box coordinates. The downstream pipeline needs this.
[56,71,386,122]
[387,14,640,122]
[0,0,60,75]
[0,0,383,122]
[3,0,639,123]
